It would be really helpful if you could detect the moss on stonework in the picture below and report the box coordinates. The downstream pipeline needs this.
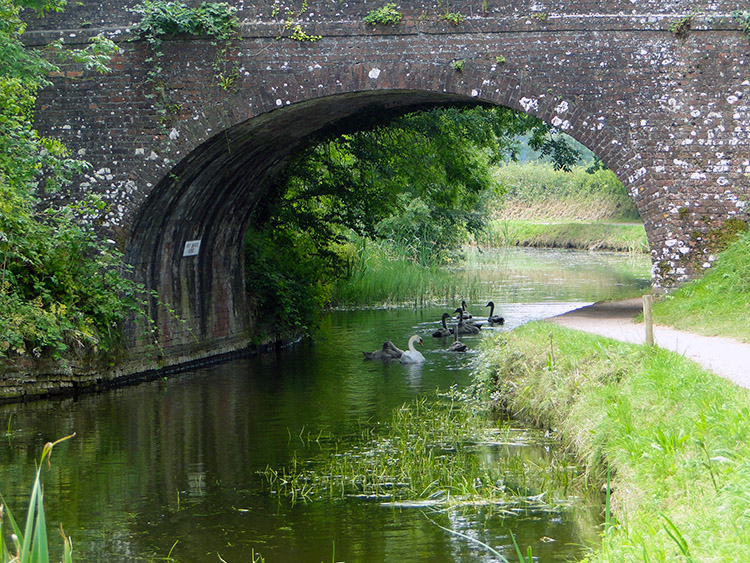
[657,218,748,288]
[691,217,748,254]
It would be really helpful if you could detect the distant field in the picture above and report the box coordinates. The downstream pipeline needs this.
[491,161,640,222]
[479,219,649,253]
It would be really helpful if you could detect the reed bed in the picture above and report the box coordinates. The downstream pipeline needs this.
[491,161,639,222]
[331,239,484,306]
[476,323,750,562]
[259,388,591,517]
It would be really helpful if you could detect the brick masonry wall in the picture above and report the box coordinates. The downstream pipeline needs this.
[21,0,750,372]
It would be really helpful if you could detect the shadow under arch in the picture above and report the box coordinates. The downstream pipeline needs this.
[125,61,650,361]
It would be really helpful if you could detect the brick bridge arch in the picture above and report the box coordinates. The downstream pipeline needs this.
[26,1,749,367]
[124,62,642,357]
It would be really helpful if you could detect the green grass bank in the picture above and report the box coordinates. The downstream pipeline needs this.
[652,228,750,343]
[475,324,750,562]
[479,219,649,253]
[483,161,648,253]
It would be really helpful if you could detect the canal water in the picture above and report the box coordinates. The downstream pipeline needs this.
[0,249,650,562]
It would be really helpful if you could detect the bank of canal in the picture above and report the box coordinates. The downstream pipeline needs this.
[0,248,651,562]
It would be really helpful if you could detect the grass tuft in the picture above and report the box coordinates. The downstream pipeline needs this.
[1,434,76,563]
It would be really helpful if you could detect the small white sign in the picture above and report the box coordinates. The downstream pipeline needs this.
[183,240,201,257]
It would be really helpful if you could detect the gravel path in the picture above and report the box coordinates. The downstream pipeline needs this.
[548,298,750,389]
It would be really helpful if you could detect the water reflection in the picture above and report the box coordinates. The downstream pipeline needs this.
[0,248,650,562]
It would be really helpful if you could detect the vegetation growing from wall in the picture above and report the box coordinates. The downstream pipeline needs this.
[733,10,750,42]
[440,11,465,25]
[0,0,146,361]
[128,0,238,49]
[363,3,402,26]
[128,1,239,115]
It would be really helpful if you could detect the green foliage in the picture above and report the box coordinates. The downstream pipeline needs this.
[733,10,750,43]
[0,0,145,360]
[275,1,322,42]
[288,24,321,41]
[363,3,402,26]
[128,0,238,48]
[244,223,331,339]
[0,435,75,563]
[440,12,465,25]
[527,132,579,171]
[451,59,465,72]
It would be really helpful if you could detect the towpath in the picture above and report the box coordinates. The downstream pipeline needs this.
[548,298,750,389]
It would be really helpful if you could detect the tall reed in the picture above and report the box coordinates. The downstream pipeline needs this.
[1,435,75,563]
[332,238,483,306]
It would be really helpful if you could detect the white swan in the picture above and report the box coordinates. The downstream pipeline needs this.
[399,335,425,364]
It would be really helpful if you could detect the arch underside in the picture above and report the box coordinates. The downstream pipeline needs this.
[126,85,641,358]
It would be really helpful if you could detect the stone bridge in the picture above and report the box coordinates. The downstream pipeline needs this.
[25,0,750,369]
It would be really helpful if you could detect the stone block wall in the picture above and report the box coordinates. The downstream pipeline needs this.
[21,0,749,369]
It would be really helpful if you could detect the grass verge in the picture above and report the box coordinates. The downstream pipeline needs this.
[475,323,750,562]
[653,228,750,342]
[479,219,649,253]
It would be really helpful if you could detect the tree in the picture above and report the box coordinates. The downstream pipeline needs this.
[256,105,580,265]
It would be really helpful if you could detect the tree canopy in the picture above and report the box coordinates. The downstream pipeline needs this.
[244,104,581,335]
